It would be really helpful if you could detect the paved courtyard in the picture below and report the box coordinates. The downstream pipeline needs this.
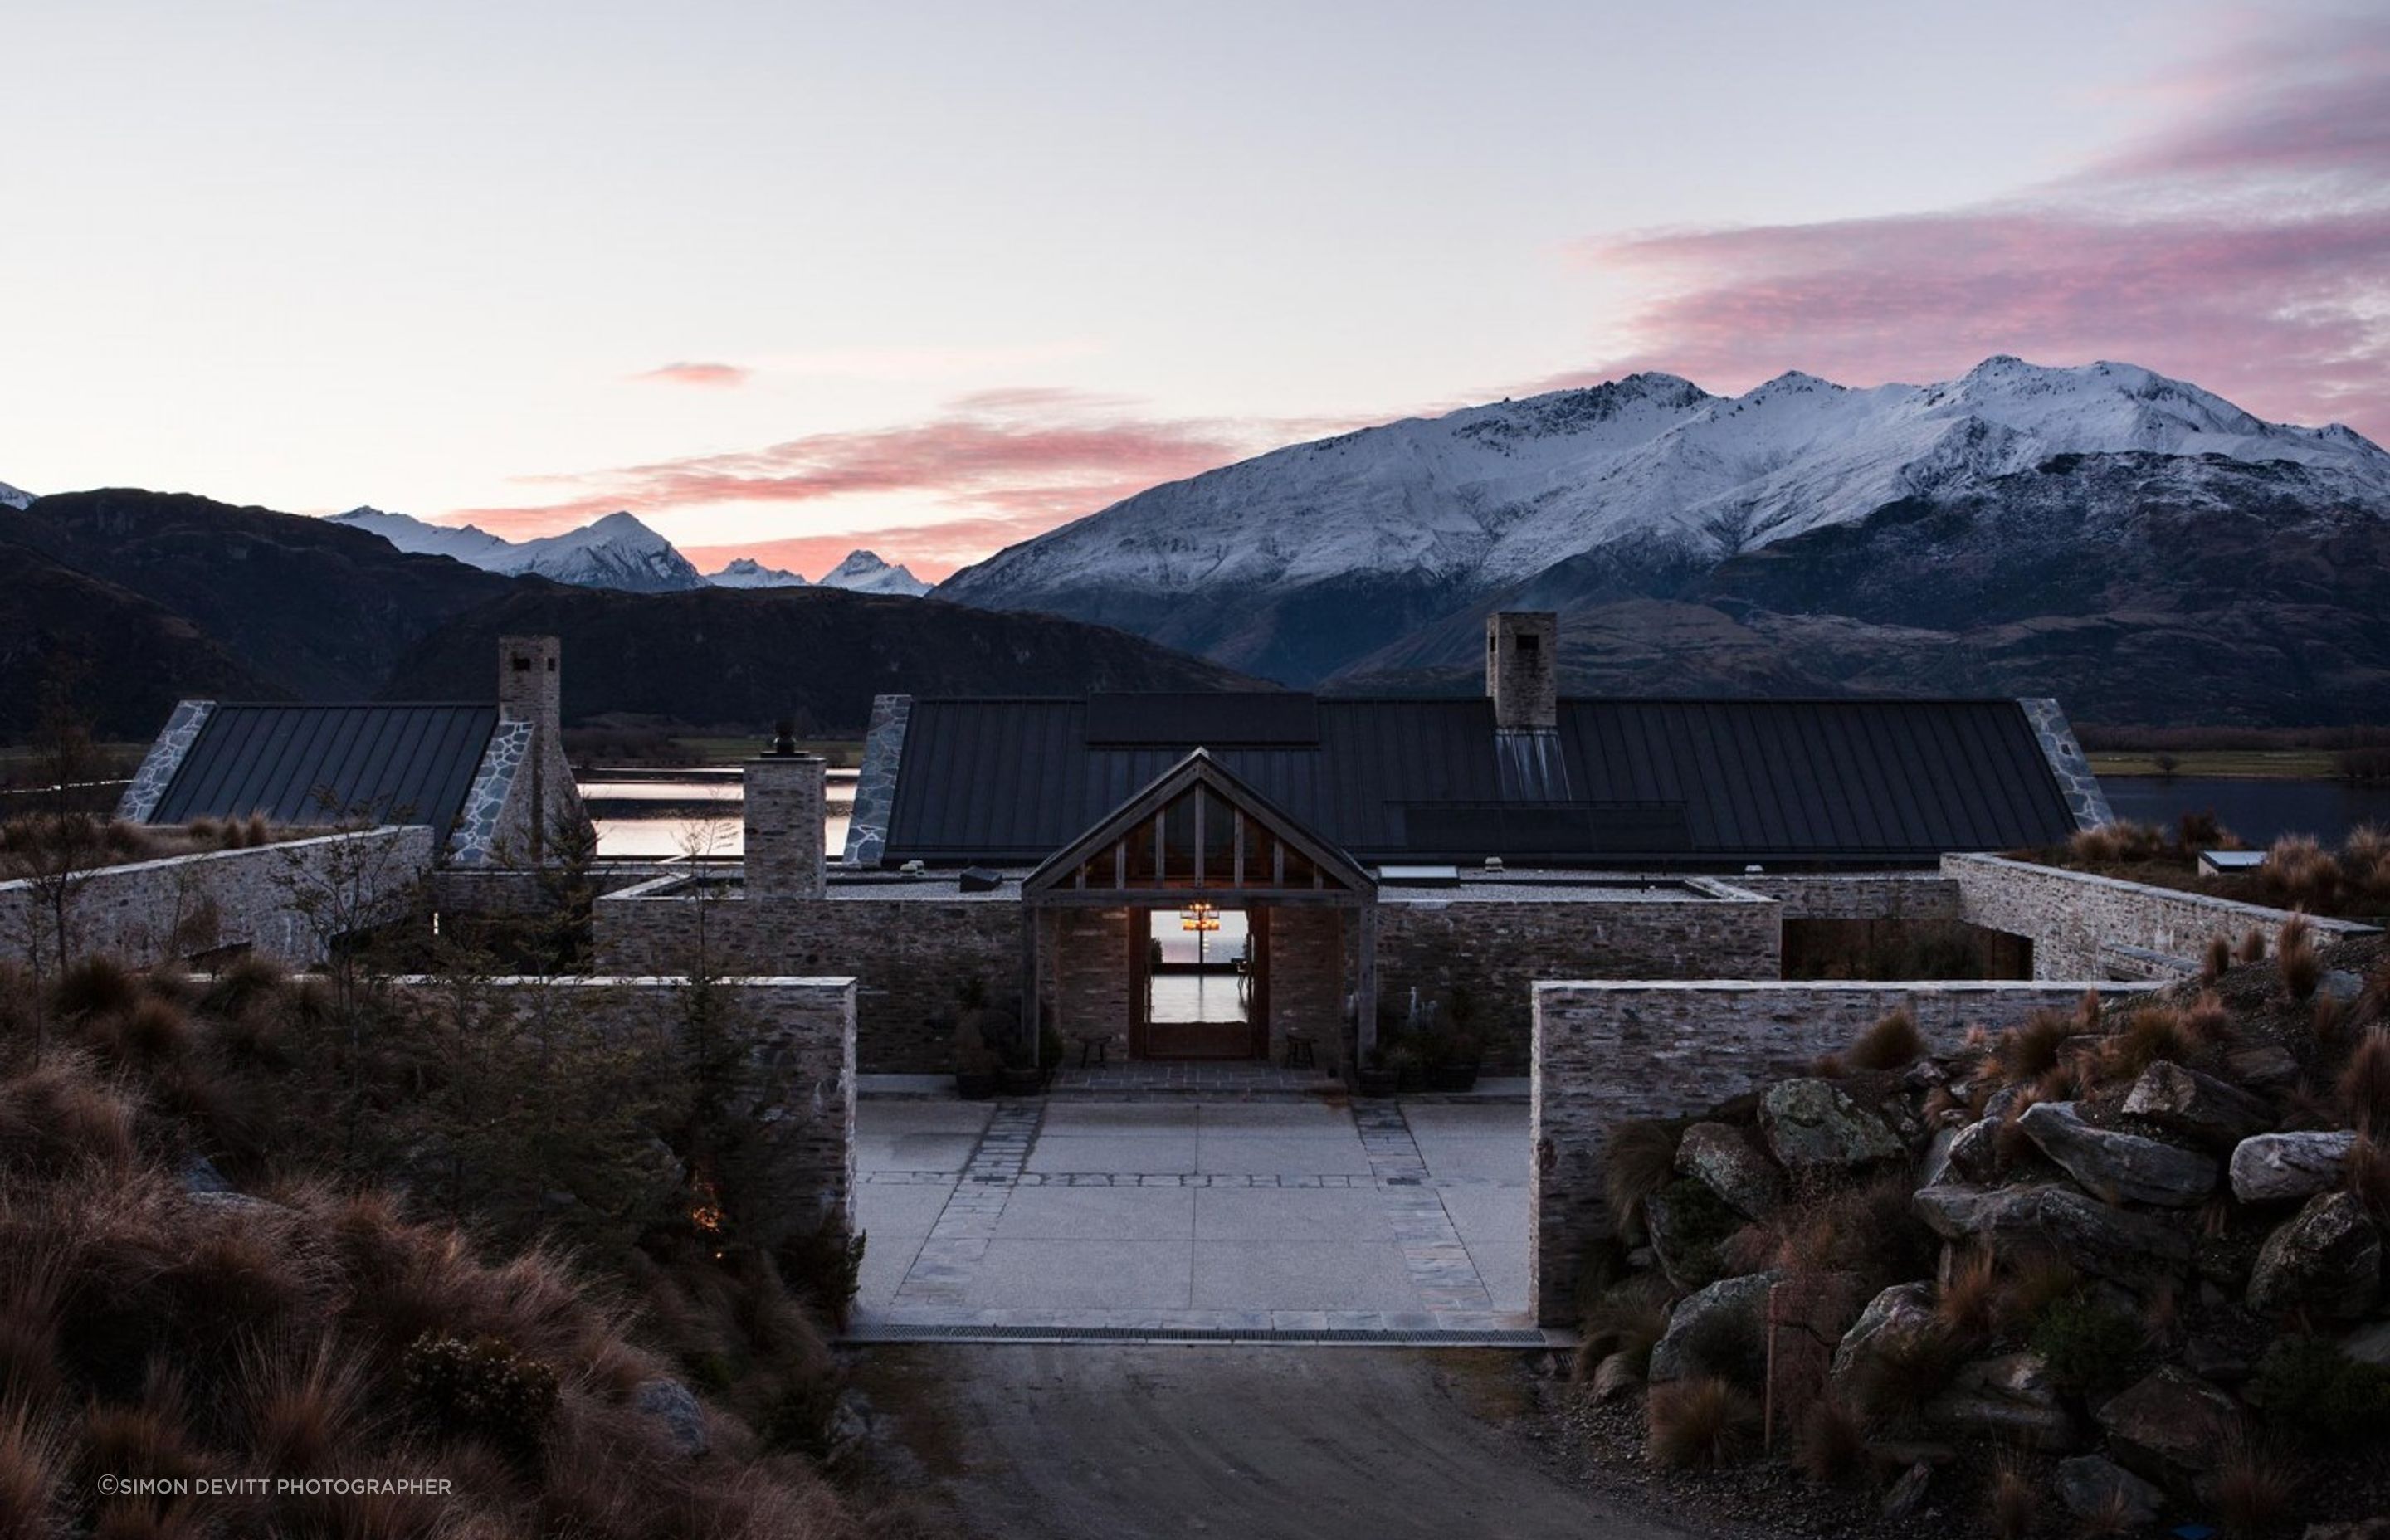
[851,1094,1531,1338]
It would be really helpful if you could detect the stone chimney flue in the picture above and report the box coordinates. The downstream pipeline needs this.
[1487,612,1558,731]
[745,743,827,903]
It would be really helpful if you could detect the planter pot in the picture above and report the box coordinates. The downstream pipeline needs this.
[955,1072,999,1102]
[1356,1068,1399,1098]
[1425,1064,1480,1093]
[998,1066,1045,1096]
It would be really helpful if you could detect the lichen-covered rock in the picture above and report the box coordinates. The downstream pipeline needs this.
[2246,1191,2382,1320]
[1880,1460,1933,1520]
[2225,1042,2300,1091]
[2095,1367,2241,1479]
[1913,1182,2190,1289]
[2020,1101,2218,1207]
[1944,1118,2002,1183]
[1644,1180,1739,1293]
[2054,1454,2163,1526]
[1759,1079,1903,1174]
[1828,1282,1938,1393]
[2230,1131,2358,1204]
[1926,1351,2081,1449]
[1590,1351,1643,1403]
[1649,1273,1775,1385]
[2122,1060,2272,1148]
[633,1378,709,1457]
[1674,1121,1786,1221]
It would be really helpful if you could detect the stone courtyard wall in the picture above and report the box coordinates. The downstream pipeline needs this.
[594,884,1020,1073]
[1528,977,2163,1325]
[393,974,856,1249]
[1,826,434,972]
[1944,853,2378,979]
[1723,872,1963,921]
[1266,907,1349,1069]
[1377,883,1782,1072]
[1048,907,1131,1052]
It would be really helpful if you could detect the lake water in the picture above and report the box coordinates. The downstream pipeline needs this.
[2101,776,2390,846]
[583,769,855,860]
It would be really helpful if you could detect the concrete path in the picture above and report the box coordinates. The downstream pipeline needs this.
[851,1097,1532,1337]
[857,1344,1703,1540]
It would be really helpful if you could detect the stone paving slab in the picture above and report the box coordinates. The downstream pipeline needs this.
[1193,1186,1395,1241]
[1025,1133,1201,1174]
[965,1240,1194,1309]
[1195,1134,1376,1177]
[993,1185,1196,1241]
[1192,1241,1422,1310]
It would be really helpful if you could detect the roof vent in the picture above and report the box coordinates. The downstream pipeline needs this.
[958,867,1004,893]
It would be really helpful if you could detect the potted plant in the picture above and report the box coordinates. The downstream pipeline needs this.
[1383,1039,1425,1094]
[1357,1045,1398,1098]
[953,980,1001,1100]
[998,1039,1045,1096]
[1425,1033,1482,1093]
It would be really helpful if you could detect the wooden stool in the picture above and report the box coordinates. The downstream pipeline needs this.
[1283,1032,1316,1070]
[1074,1032,1110,1067]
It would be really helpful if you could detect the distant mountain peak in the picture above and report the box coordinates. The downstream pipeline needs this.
[330,506,704,592]
[816,549,929,596]
[0,480,34,510]
[705,557,808,588]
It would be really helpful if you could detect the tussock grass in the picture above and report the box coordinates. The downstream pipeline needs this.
[1936,1249,1999,1343]
[1997,1011,2073,1084]
[1646,1377,1759,1470]
[2204,933,2234,984]
[2278,913,2321,1002]
[2215,1431,2296,1538]
[1602,1120,1680,1236]
[1794,1398,1866,1486]
[2339,1029,2390,1137]
[1988,1456,2038,1540]
[1846,1008,1924,1072]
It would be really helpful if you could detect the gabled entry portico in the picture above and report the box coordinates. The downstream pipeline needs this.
[1022,750,1380,1066]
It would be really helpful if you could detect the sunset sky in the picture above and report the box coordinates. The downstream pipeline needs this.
[4,1,2384,581]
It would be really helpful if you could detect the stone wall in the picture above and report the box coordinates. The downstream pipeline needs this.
[1266,907,1349,1068]
[394,974,856,1248]
[593,885,1021,1072]
[0,825,434,972]
[1944,853,2379,979]
[1377,884,1782,1071]
[430,864,664,919]
[1724,873,1963,921]
[1048,907,1130,1050]
[1527,977,2164,1325]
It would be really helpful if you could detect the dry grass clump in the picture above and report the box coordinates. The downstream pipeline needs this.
[2068,821,2168,864]
[2204,933,2234,984]
[0,1401,67,1539]
[2263,836,2342,911]
[1936,1249,1999,1343]
[2345,1135,2390,1221]
[1997,1011,2073,1084]
[2237,927,2268,965]
[1794,1397,1866,1486]
[2214,1431,2296,1538]
[2339,1029,2390,1137]
[1988,1456,2039,1540]
[2183,991,2234,1047]
[2344,823,2390,895]
[1769,1175,1939,1293]
[1602,1120,1680,1235]
[51,955,139,1022]
[1994,1252,2080,1336]
[1851,1323,1963,1424]
[1846,1007,1924,1071]
[0,1056,139,1177]
[2277,913,2321,1002]
[1646,1376,1760,1469]
[1993,1086,2050,1169]
[2107,1004,2200,1079]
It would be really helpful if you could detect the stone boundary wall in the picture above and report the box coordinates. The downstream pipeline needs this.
[1,826,434,972]
[594,884,1019,1072]
[388,974,856,1248]
[1944,853,2379,979]
[1377,884,1782,1071]
[1528,977,2164,1325]
[430,865,669,919]
[1721,873,1963,922]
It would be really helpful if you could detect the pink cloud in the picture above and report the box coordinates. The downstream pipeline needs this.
[633,361,751,387]
[1549,10,2390,441]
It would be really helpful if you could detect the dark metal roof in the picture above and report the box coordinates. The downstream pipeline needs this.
[1084,692,1320,746]
[150,703,498,839]
[880,695,2080,866]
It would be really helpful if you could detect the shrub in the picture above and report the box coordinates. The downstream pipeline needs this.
[2262,836,2340,910]
[119,997,192,1065]
[772,1218,866,1328]
[198,954,287,1021]
[1646,1377,1759,1469]
[0,1058,138,1177]
[1602,1120,1680,1235]
[2248,1336,2390,1449]
[400,1332,560,1459]
[1847,1007,1924,1071]
[2339,1028,2390,1137]
[2277,913,2320,1001]
[51,956,138,1021]
[1794,1397,1866,1485]
[2030,1293,2146,1397]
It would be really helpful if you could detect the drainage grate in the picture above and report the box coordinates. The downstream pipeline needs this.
[841,1323,1549,1348]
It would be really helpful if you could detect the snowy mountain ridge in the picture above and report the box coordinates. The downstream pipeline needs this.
[705,558,807,588]
[0,480,36,510]
[934,357,2390,684]
[330,507,705,593]
[816,550,931,596]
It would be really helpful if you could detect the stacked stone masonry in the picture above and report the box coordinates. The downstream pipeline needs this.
[1528,978,2165,1325]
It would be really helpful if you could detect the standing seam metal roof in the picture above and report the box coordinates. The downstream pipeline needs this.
[880,695,2079,865]
[149,703,499,840]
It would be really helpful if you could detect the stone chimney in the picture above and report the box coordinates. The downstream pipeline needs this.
[495,635,575,863]
[1487,612,1558,731]
[745,725,827,902]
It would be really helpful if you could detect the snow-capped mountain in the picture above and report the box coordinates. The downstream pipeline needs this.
[705,558,808,588]
[331,507,705,592]
[0,480,35,510]
[937,357,2390,685]
[815,550,930,596]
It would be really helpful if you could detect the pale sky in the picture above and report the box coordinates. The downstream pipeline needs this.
[5,1,2384,579]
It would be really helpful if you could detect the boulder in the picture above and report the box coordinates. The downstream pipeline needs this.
[1828,1283,1938,1393]
[2305,1522,2390,1540]
[1918,1124,1961,1189]
[1944,1118,2002,1184]
[1926,1351,2081,1449]
[2341,1320,2390,1368]
[1643,1183,1735,1293]
[2054,1454,2164,1527]
[1759,1079,1903,1174]
[2095,1367,2241,1479]
[178,1153,234,1195]
[633,1378,709,1457]
[2246,1191,2382,1320]
[1914,1182,2191,1289]
[2231,1132,2358,1203]
[2227,1042,2300,1091]
[1880,1461,1933,1520]
[1914,1181,2041,1240]
[1763,1272,1866,1446]
[2122,1060,2273,1148]
[1674,1122,1786,1221]
[1649,1274,1776,1385]
[2319,969,2366,1004]
[2020,1101,2219,1207]
[1590,1352,1643,1403]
